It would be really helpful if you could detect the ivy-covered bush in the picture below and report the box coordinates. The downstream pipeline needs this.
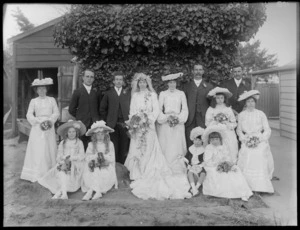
[54,3,266,93]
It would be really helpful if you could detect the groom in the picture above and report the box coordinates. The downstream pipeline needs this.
[182,63,214,148]
[99,71,131,164]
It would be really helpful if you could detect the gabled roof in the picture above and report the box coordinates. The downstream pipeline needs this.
[251,59,297,75]
[7,16,64,43]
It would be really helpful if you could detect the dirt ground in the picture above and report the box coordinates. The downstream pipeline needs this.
[3,135,276,226]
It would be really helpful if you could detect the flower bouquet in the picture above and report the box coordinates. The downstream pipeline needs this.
[125,111,150,150]
[217,161,237,173]
[88,152,109,172]
[245,136,260,148]
[167,115,179,127]
[40,120,52,131]
[214,113,228,124]
[57,155,72,174]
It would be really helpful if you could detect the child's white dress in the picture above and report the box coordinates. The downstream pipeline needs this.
[81,141,117,194]
[202,144,253,199]
[21,96,60,182]
[38,139,85,194]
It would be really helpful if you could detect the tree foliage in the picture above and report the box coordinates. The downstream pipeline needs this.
[238,40,278,73]
[53,3,267,93]
[11,7,35,33]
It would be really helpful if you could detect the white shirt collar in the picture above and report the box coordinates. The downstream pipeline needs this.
[83,84,92,93]
[114,86,122,95]
[194,78,202,86]
[234,78,242,87]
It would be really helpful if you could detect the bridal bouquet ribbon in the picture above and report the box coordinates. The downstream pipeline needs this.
[57,155,72,174]
[88,152,109,172]
[167,115,179,127]
[245,135,260,148]
[40,120,52,131]
[126,111,150,151]
[217,161,236,173]
[214,113,228,124]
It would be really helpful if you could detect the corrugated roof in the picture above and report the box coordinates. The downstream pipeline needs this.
[251,59,297,75]
[7,16,64,43]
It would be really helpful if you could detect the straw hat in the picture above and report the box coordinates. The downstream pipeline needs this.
[202,124,227,146]
[190,126,205,141]
[207,87,233,98]
[31,78,53,87]
[238,90,260,101]
[161,72,183,81]
[57,120,87,137]
[85,120,114,136]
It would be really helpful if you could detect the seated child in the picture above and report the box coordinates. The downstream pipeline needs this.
[185,127,206,196]
[38,120,86,199]
[81,121,118,201]
[202,124,253,201]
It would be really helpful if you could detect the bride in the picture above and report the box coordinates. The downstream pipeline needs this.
[124,72,191,200]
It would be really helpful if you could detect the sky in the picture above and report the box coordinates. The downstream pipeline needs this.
[2,3,298,66]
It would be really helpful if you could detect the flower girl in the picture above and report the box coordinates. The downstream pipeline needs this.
[202,124,253,201]
[184,127,207,196]
[38,120,86,199]
[81,121,118,201]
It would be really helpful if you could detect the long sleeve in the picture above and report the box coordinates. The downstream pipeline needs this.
[177,91,188,124]
[203,145,216,167]
[129,93,137,118]
[68,90,79,118]
[99,92,108,121]
[205,107,217,127]
[236,113,246,142]
[260,111,271,142]
[56,141,65,163]
[85,142,97,161]
[105,142,116,164]
[49,97,60,124]
[26,99,39,126]
[157,91,168,124]
[71,140,85,161]
[147,92,160,123]
[226,107,237,130]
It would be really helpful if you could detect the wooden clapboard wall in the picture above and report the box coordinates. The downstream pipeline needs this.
[279,69,296,140]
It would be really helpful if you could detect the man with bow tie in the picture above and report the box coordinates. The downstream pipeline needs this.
[182,63,214,148]
[220,64,251,115]
[68,69,102,150]
[99,71,131,164]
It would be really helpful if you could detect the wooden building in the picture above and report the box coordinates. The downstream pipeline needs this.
[8,16,78,136]
[251,60,297,140]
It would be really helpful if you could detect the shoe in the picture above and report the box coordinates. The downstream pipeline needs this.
[192,188,199,196]
[241,196,249,201]
[82,191,93,201]
[195,183,201,189]
[92,192,102,200]
[60,193,68,200]
[52,191,62,199]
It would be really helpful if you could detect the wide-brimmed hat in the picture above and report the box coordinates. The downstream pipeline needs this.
[85,120,114,136]
[161,72,183,81]
[207,87,233,98]
[190,126,205,141]
[238,90,260,102]
[57,120,86,137]
[31,78,53,87]
[202,124,227,146]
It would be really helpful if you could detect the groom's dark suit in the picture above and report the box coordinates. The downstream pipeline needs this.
[68,84,102,150]
[99,87,131,164]
[182,79,214,147]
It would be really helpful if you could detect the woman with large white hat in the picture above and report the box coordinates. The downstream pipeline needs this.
[38,120,86,199]
[236,90,275,193]
[202,124,253,201]
[81,120,118,200]
[205,86,239,163]
[20,78,60,182]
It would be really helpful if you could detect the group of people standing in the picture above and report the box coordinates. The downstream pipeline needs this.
[20,63,275,202]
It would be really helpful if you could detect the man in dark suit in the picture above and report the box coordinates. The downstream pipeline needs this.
[182,63,214,148]
[220,64,251,115]
[99,71,131,164]
[68,69,102,150]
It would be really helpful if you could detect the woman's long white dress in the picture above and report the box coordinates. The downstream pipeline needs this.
[38,139,85,193]
[81,141,117,194]
[202,144,253,199]
[124,90,191,200]
[237,109,274,193]
[20,96,60,182]
[157,89,188,175]
[205,105,238,163]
